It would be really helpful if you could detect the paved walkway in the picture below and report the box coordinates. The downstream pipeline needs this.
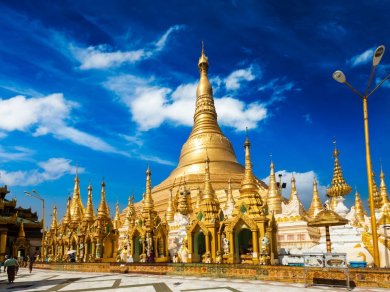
[0,268,387,291]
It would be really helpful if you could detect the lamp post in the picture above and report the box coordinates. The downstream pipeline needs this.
[24,190,45,254]
[332,45,390,267]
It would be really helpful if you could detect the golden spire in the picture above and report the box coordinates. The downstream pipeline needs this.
[240,128,258,193]
[267,161,282,214]
[84,183,94,223]
[307,178,323,218]
[371,172,382,209]
[18,221,25,238]
[326,142,352,198]
[200,155,220,222]
[63,196,71,225]
[166,188,175,222]
[177,181,190,215]
[380,167,389,207]
[113,201,121,229]
[125,195,135,226]
[142,165,154,212]
[163,42,244,180]
[70,171,85,222]
[234,135,264,218]
[97,179,109,220]
[195,185,202,210]
[50,205,58,230]
[354,190,366,224]
[227,178,235,206]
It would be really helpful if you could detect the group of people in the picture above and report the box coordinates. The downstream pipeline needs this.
[2,254,35,284]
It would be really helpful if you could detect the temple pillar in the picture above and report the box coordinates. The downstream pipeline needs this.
[325,226,332,253]
[0,229,7,261]
[217,232,221,253]
[205,233,210,253]
[252,230,259,264]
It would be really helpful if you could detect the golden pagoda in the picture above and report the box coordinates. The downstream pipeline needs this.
[307,178,323,218]
[148,44,267,215]
[326,142,352,210]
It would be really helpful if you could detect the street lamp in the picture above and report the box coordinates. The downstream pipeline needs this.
[332,45,390,267]
[24,190,45,253]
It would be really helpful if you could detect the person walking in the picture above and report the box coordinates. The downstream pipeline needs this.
[27,255,34,273]
[4,255,19,284]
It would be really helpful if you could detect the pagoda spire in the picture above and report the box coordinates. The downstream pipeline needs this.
[307,178,323,218]
[166,188,175,222]
[371,172,382,209]
[50,205,58,230]
[267,161,282,214]
[380,167,389,207]
[227,178,235,206]
[113,201,121,229]
[354,190,366,224]
[234,134,264,217]
[124,195,135,227]
[63,196,71,225]
[240,128,258,193]
[97,179,109,220]
[18,221,25,238]
[326,141,352,209]
[142,165,154,212]
[70,171,85,222]
[200,155,220,222]
[84,183,94,223]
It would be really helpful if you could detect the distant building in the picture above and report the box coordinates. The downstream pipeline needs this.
[0,185,42,261]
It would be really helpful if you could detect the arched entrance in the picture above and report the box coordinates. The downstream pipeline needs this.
[193,229,205,263]
[133,235,142,262]
[236,228,252,256]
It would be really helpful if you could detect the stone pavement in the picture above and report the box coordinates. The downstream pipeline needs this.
[0,268,387,292]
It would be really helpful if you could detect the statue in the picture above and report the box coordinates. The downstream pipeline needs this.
[139,253,147,263]
[172,252,179,263]
[261,235,270,254]
[216,250,222,264]
[222,234,230,255]
[202,251,211,263]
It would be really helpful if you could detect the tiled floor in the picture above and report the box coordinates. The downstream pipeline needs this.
[0,268,387,292]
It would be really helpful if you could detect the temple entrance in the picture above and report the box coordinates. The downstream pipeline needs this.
[193,230,205,263]
[133,235,142,262]
[237,228,252,255]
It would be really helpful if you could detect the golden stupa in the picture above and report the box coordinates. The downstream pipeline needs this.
[148,44,267,215]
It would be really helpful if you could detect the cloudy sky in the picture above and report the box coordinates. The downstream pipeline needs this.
[0,0,389,226]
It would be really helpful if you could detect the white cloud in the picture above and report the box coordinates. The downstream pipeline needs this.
[0,158,84,186]
[262,170,327,207]
[347,48,374,68]
[0,94,121,154]
[0,146,34,162]
[71,45,146,70]
[155,25,185,50]
[225,66,257,90]
[258,78,295,105]
[71,25,184,70]
[105,75,268,131]
[215,97,267,130]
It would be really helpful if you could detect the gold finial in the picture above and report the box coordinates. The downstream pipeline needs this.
[113,201,121,229]
[240,131,257,193]
[50,205,58,230]
[380,166,389,206]
[84,183,94,223]
[267,159,280,216]
[354,190,366,224]
[289,173,298,202]
[199,154,219,222]
[18,221,25,239]
[166,188,175,222]
[326,142,352,198]
[227,178,235,205]
[97,178,109,220]
[308,177,323,218]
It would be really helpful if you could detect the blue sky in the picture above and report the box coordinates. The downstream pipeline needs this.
[0,0,389,227]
